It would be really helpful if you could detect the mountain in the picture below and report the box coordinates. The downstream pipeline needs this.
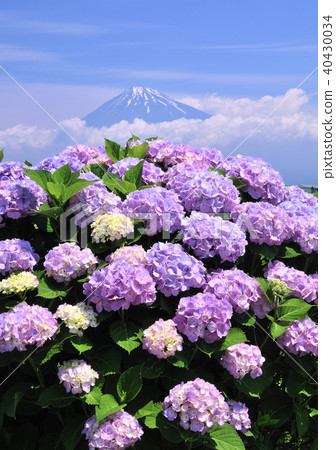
[83,86,211,126]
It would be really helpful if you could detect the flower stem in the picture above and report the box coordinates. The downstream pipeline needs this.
[29,356,45,390]
[188,347,198,366]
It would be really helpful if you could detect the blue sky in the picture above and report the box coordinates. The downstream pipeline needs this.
[0,1,318,184]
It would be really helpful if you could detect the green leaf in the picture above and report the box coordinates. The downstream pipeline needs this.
[2,382,31,418]
[37,385,75,408]
[61,179,96,203]
[60,414,86,450]
[126,142,150,159]
[209,167,227,177]
[220,328,247,351]
[105,139,122,162]
[203,423,245,449]
[255,277,274,302]
[281,246,302,258]
[102,172,131,196]
[93,348,121,376]
[0,148,4,162]
[229,176,247,189]
[81,163,108,178]
[270,321,290,339]
[117,366,142,403]
[52,164,73,185]
[140,359,163,379]
[277,298,312,322]
[252,244,280,261]
[109,321,142,353]
[81,386,102,406]
[46,182,65,201]
[37,277,69,299]
[23,168,52,192]
[24,160,33,166]
[295,405,310,437]
[41,340,63,364]
[36,202,63,219]
[70,335,93,354]
[197,340,222,356]
[156,415,184,443]
[234,313,256,327]
[169,352,189,369]
[126,133,141,145]
[234,364,273,399]
[95,394,125,423]
[123,160,144,188]
[135,401,163,419]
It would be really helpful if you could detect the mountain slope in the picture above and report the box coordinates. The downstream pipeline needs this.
[83,87,211,126]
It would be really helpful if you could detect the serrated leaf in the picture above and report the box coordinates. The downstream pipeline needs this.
[277,298,312,321]
[52,164,73,185]
[93,348,121,375]
[234,364,273,399]
[41,340,63,364]
[123,160,144,188]
[82,386,102,405]
[156,415,184,443]
[220,328,247,351]
[126,142,149,159]
[135,401,163,419]
[2,382,31,418]
[168,352,189,369]
[36,202,63,219]
[117,366,142,403]
[95,394,125,423]
[70,335,93,354]
[105,139,122,162]
[37,385,75,408]
[270,321,290,339]
[203,423,245,449]
[234,313,256,327]
[295,405,310,437]
[61,179,96,203]
[197,340,222,356]
[37,277,69,299]
[109,321,142,353]
[23,168,52,192]
[255,277,274,302]
[281,246,302,258]
[60,414,87,450]
[102,172,130,196]
[46,182,65,201]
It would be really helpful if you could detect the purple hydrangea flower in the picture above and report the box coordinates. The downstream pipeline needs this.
[282,185,318,207]
[142,318,183,359]
[106,245,147,266]
[264,260,318,303]
[174,292,233,343]
[146,242,206,297]
[221,155,286,204]
[182,212,247,262]
[162,378,229,433]
[227,400,251,433]
[122,186,184,236]
[44,243,98,283]
[0,239,39,276]
[205,268,268,313]
[220,343,265,379]
[0,162,27,181]
[83,261,156,312]
[231,202,294,246]
[108,157,164,184]
[58,359,99,394]
[34,155,84,172]
[177,170,240,213]
[58,144,101,165]
[86,143,114,165]
[163,159,210,189]
[82,410,144,449]
[277,318,318,356]
[250,294,273,319]
[0,179,48,219]
[309,273,318,305]
[0,302,58,352]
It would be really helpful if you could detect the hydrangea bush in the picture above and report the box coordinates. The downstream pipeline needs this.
[0,137,317,450]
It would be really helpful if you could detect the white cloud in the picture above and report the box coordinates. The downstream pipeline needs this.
[0,124,56,150]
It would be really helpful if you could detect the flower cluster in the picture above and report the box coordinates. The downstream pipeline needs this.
[58,144,101,165]
[0,302,58,352]
[205,268,266,313]
[174,292,233,343]
[227,400,251,433]
[34,155,84,172]
[177,170,240,213]
[91,213,134,243]
[220,343,265,379]
[163,159,210,190]
[83,261,156,312]
[162,378,229,433]
[44,243,98,283]
[54,303,98,336]
[0,239,39,276]
[106,245,147,266]
[264,260,318,303]
[182,212,247,262]
[277,318,318,356]
[58,360,99,394]
[231,202,294,246]
[0,179,47,219]
[122,186,184,236]
[108,157,164,184]
[282,185,318,207]
[0,271,39,295]
[142,319,183,359]
[82,410,144,449]
[146,242,206,297]
[0,162,27,181]
[221,155,286,204]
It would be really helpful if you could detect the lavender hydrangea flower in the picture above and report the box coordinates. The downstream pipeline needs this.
[277,318,318,356]
[250,295,273,319]
[231,202,294,246]
[91,213,134,243]
[0,302,58,352]
[0,239,39,276]
[162,378,229,433]
[106,245,147,266]
[282,185,318,207]
[309,273,318,305]
[146,242,206,297]
[0,271,39,295]
[108,157,164,184]
[0,179,48,219]
[177,170,240,213]
[220,343,265,379]
[86,143,113,165]
[58,360,99,394]
[142,319,183,359]
[0,162,27,181]
[34,155,84,172]
[44,243,98,283]
[83,261,156,312]
[82,411,144,449]
[122,186,184,236]
[221,155,286,204]
[182,212,247,262]
[227,400,251,433]
[174,292,233,343]
[264,261,318,303]
[58,144,101,165]
[205,268,267,313]
[54,303,98,336]
[163,159,210,189]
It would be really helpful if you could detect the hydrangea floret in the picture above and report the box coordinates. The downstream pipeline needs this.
[277,318,318,356]
[142,318,183,359]
[220,343,265,379]
[54,303,98,336]
[91,213,134,243]
[58,359,99,394]
[0,271,39,295]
